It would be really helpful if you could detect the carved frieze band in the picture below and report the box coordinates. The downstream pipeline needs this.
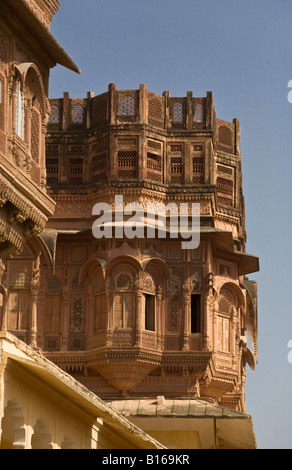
[0,170,52,228]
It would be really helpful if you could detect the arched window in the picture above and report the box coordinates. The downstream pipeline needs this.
[72,103,84,124]
[195,103,203,123]
[191,274,202,334]
[48,104,60,124]
[173,101,183,123]
[217,290,233,352]
[92,268,106,331]
[7,268,30,334]
[113,273,134,328]
[15,80,24,139]
[142,273,156,332]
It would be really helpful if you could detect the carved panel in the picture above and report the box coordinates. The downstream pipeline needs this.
[165,336,180,350]
[167,296,180,331]
[70,296,85,333]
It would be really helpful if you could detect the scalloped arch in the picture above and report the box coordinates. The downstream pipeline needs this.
[141,257,172,281]
[218,281,245,308]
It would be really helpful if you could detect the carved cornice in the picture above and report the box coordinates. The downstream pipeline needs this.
[0,211,23,251]
[49,185,214,219]
[0,163,55,226]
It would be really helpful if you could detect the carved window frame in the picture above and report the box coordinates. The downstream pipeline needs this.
[217,290,235,353]
[15,80,25,140]
[113,272,134,329]
[141,273,156,332]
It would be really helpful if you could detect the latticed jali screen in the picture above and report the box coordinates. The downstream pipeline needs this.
[69,157,83,184]
[91,153,107,182]
[216,163,234,206]
[46,157,59,185]
[217,176,234,206]
[117,150,138,178]
[146,152,163,183]
[72,103,84,125]
[170,156,184,184]
[118,92,137,121]
[170,99,186,128]
[148,93,164,128]
[31,107,40,163]
[216,122,235,153]
[48,100,62,130]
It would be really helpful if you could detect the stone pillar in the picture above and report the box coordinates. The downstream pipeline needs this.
[139,84,148,124]
[106,286,114,347]
[108,83,116,125]
[182,282,190,351]
[109,130,116,179]
[213,299,218,352]
[30,288,38,348]
[86,91,94,129]
[185,141,192,184]
[134,290,142,347]
[156,286,162,349]
[27,104,32,160]
[231,307,237,366]
[203,286,214,351]
[40,121,47,189]
[61,290,70,350]
[205,91,213,129]
[234,118,241,156]
[163,90,170,127]
[186,91,193,130]
[29,258,40,349]
[62,92,70,130]
[0,260,7,331]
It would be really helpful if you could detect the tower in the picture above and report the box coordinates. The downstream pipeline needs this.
[4,84,258,415]
[0,2,259,449]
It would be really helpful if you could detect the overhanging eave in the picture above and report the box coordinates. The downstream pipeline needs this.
[2,0,81,74]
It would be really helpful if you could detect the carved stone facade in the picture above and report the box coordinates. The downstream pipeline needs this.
[0,0,79,343]
[0,0,79,261]
[1,83,259,414]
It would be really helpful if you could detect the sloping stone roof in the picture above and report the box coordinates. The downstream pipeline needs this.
[107,397,252,419]
[107,397,257,449]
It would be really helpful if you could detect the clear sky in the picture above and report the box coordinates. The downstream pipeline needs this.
[49,0,292,449]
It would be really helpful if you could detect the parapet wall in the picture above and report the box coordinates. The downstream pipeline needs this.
[48,84,239,156]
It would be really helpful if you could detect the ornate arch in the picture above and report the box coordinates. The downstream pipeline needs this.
[15,63,47,117]
[218,281,245,309]
[107,255,143,274]
[141,257,172,282]
[79,257,107,285]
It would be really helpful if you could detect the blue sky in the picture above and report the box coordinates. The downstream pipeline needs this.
[49,0,292,449]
